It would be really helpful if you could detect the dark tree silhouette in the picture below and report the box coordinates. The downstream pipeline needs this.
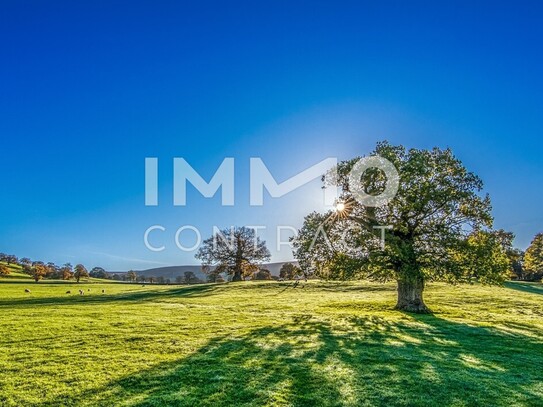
[279,263,301,280]
[90,266,108,279]
[196,226,271,282]
[74,264,89,283]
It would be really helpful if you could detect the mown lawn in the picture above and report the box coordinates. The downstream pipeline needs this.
[0,280,542,406]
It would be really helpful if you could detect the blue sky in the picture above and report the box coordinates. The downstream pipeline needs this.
[1,1,542,270]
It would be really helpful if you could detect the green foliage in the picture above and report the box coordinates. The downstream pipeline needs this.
[321,252,367,281]
[279,263,301,280]
[0,253,18,265]
[252,269,272,280]
[206,272,225,283]
[524,233,543,280]
[184,271,201,284]
[205,268,225,283]
[90,267,108,279]
[293,142,507,311]
[19,257,31,267]
[196,226,271,281]
[453,230,511,285]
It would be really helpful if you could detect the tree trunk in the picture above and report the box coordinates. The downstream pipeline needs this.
[231,240,245,282]
[395,278,431,313]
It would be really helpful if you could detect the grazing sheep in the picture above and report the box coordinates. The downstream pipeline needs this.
[101,289,105,293]
[78,289,84,295]
[24,289,31,293]
[66,290,71,294]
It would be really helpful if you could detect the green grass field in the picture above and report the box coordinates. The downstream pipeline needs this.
[1,280,542,406]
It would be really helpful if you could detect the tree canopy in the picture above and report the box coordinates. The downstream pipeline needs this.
[524,232,543,278]
[196,226,271,281]
[279,263,301,280]
[74,264,89,283]
[127,270,137,282]
[0,264,10,276]
[292,141,510,312]
[90,267,108,279]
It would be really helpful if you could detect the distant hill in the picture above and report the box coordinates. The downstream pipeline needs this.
[0,262,31,280]
[109,262,298,280]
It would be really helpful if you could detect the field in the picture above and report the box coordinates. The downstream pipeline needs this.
[1,279,542,406]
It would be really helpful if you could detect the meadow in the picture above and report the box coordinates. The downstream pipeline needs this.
[1,278,542,406]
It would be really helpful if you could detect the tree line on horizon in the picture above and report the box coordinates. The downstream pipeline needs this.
[0,252,304,284]
[2,143,543,312]
[190,227,543,284]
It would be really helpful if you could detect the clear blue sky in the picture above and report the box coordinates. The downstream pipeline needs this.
[1,1,542,270]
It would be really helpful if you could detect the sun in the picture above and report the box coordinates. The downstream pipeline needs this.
[335,202,346,212]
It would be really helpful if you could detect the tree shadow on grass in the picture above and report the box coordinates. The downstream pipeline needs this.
[44,314,543,407]
[504,281,543,296]
[0,284,220,308]
[261,281,394,298]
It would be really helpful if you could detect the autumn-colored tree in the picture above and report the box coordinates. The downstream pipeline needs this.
[0,264,10,276]
[31,263,47,282]
[46,262,59,279]
[74,264,89,283]
[61,263,74,280]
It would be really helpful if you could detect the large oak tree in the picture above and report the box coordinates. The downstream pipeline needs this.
[292,141,509,313]
[196,226,271,281]
[74,264,89,283]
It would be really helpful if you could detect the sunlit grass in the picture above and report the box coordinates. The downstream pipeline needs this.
[0,279,542,406]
